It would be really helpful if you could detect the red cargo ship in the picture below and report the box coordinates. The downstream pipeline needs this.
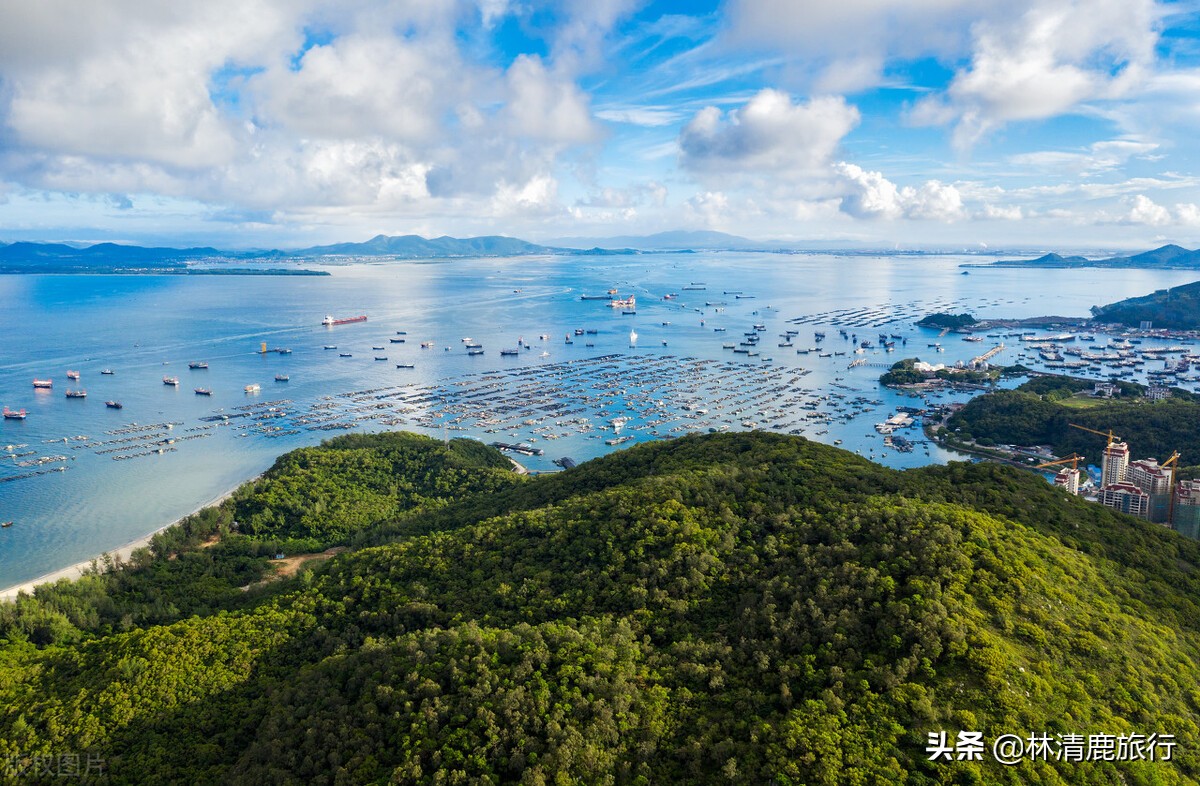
[322,314,367,326]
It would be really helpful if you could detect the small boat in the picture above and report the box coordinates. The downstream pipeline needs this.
[163,376,179,386]
[390,338,405,343]
[33,379,53,389]
[395,363,415,369]
[420,341,435,349]
[372,346,385,350]
[374,356,388,361]
[323,345,337,350]
[464,343,482,349]
[188,361,208,369]
[500,349,520,356]
[2,407,27,419]
[1,521,11,529]
[244,383,261,393]
[275,348,293,355]
[339,353,352,357]
[194,388,213,396]
[275,374,289,382]
[65,389,87,398]
[105,401,122,409]
[66,370,81,380]
[468,349,485,356]
[100,369,115,375]
[396,331,408,335]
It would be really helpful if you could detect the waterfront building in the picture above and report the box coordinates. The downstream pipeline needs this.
[1097,482,1150,518]
[1100,441,1130,488]
[1174,480,1200,539]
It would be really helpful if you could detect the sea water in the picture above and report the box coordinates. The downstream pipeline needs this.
[1,252,1196,587]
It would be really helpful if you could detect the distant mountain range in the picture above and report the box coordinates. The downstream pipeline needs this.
[0,234,640,273]
[984,244,1200,269]
[545,230,761,251]
[8,235,1200,274]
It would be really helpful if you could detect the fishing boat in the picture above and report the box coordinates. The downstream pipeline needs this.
[105,401,122,409]
[374,356,388,361]
[244,383,261,394]
[194,388,213,396]
[395,363,415,369]
[275,374,289,382]
[100,369,115,375]
[2,407,27,419]
[323,345,337,350]
[66,370,81,380]
[372,346,385,350]
[65,389,87,398]
[188,361,209,369]
[163,376,179,386]
[32,379,52,389]
[339,353,352,357]
[608,295,636,309]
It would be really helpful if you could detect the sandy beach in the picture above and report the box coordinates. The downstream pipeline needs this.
[0,482,250,602]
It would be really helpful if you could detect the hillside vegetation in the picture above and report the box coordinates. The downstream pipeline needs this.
[1090,279,1200,329]
[2,431,1200,784]
[948,378,1200,472]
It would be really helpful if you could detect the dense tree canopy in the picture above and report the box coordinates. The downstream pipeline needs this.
[2,430,1200,783]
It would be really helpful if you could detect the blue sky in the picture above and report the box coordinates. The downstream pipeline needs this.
[1,0,1200,249]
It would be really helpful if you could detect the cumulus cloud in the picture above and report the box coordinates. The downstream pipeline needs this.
[1177,203,1200,226]
[1123,194,1174,226]
[835,163,966,221]
[911,0,1158,147]
[248,34,468,143]
[679,89,859,176]
[503,55,600,144]
[0,0,617,230]
[981,203,1023,220]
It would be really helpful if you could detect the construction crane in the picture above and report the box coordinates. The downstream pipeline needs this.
[1165,451,1182,523]
[1069,423,1120,447]
[1034,454,1086,471]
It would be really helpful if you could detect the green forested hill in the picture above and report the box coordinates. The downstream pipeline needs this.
[2,431,1200,784]
[947,383,1200,471]
[1090,279,1200,328]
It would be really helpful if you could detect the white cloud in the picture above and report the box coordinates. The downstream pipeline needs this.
[684,191,730,227]
[981,203,1023,220]
[678,89,859,176]
[1124,194,1171,225]
[490,174,560,217]
[1009,139,1160,176]
[911,0,1158,147]
[248,34,468,143]
[1177,203,1200,226]
[594,106,683,127]
[503,55,600,144]
[835,162,966,221]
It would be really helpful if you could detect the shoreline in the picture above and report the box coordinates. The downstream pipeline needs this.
[0,481,252,603]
